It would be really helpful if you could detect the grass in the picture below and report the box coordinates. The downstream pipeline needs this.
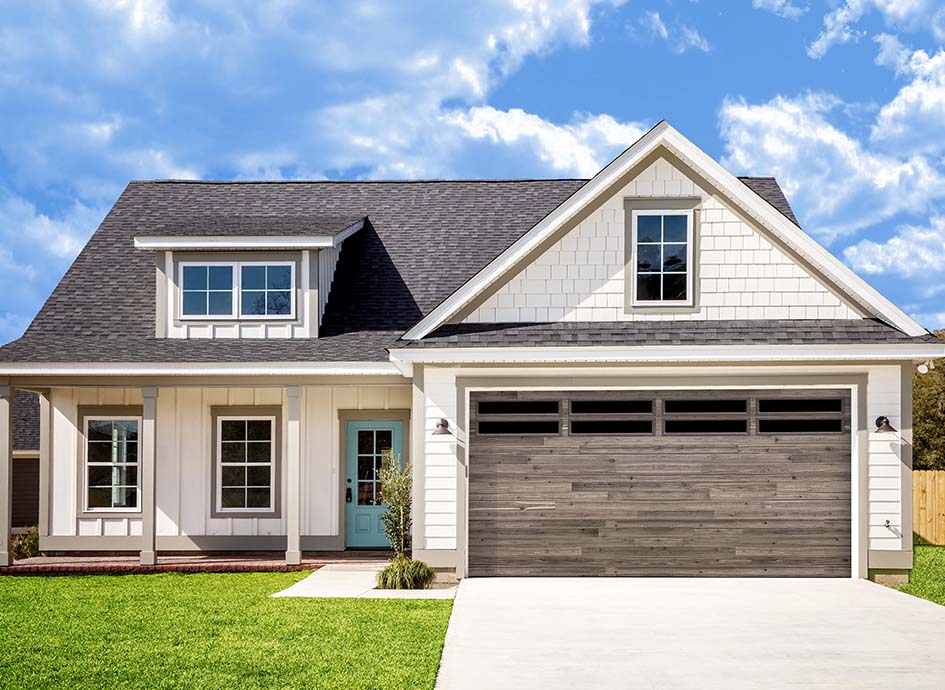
[0,571,452,690]
[893,545,945,606]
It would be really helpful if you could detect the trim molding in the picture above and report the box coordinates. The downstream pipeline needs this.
[390,343,945,365]
[134,221,364,251]
[0,362,402,376]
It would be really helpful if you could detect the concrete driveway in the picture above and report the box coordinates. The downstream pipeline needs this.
[435,578,945,690]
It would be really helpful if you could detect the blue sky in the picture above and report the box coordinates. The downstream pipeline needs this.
[3,0,945,344]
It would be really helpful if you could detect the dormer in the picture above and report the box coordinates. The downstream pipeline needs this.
[134,215,365,339]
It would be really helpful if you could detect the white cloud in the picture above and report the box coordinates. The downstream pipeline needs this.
[719,92,944,241]
[89,0,175,41]
[871,46,945,155]
[752,0,808,22]
[636,11,711,53]
[443,107,647,177]
[0,193,104,258]
[874,33,911,73]
[808,0,945,59]
[843,215,945,276]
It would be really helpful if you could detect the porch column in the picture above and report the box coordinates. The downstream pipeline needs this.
[0,387,12,566]
[37,391,51,538]
[285,386,302,565]
[140,387,157,566]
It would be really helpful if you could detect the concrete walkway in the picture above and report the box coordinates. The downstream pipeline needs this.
[436,578,945,690]
[272,563,456,599]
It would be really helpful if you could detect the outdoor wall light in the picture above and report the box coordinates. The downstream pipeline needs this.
[875,416,897,433]
[433,418,452,435]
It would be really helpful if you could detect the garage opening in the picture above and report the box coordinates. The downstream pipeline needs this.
[467,390,852,577]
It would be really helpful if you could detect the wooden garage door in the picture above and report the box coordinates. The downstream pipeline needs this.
[468,390,851,577]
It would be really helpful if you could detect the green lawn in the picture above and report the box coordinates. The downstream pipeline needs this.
[893,545,945,606]
[0,571,452,690]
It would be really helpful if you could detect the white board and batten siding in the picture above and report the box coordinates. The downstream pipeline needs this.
[463,157,863,324]
[415,364,911,566]
[48,385,411,539]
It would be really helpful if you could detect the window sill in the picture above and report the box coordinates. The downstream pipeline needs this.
[211,510,281,520]
[79,510,143,519]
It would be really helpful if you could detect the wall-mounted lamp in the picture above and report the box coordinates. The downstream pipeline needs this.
[875,416,897,433]
[918,360,936,375]
[433,418,452,435]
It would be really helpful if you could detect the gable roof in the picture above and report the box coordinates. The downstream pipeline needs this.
[0,126,927,367]
[402,122,928,340]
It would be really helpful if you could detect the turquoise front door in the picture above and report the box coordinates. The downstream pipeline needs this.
[345,420,404,548]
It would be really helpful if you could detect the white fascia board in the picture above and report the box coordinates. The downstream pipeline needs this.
[402,121,927,339]
[0,361,400,376]
[134,220,364,251]
[389,343,945,365]
[401,122,672,340]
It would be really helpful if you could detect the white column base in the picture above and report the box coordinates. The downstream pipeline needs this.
[0,552,9,567]
[285,550,301,566]
[139,550,156,566]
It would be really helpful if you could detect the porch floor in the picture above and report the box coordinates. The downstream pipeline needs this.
[1,550,392,576]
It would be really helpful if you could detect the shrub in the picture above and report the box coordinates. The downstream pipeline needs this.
[12,526,39,560]
[377,449,412,560]
[377,557,437,590]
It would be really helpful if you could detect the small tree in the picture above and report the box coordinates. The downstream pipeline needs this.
[375,449,436,589]
[377,449,411,560]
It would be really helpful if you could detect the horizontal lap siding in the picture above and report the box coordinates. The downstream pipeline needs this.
[468,390,851,577]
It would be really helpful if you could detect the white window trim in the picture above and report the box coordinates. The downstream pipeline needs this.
[177,260,296,322]
[178,261,238,321]
[630,209,694,307]
[237,261,297,321]
[83,415,143,514]
[215,415,277,514]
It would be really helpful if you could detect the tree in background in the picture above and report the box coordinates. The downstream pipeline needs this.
[913,330,945,470]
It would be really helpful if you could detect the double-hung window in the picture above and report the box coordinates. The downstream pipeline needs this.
[84,417,141,512]
[179,261,295,320]
[216,416,276,513]
[631,210,693,306]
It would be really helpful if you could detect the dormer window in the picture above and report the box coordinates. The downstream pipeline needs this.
[181,263,236,318]
[630,210,693,306]
[239,263,294,317]
[179,261,295,320]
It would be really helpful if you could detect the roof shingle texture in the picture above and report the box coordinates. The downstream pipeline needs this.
[398,320,941,348]
[13,390,39,451]
[1,175,904,364]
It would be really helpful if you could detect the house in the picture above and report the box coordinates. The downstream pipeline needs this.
[0,122,941,582]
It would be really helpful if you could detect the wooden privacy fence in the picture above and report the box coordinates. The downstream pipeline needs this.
[914,470,945,545]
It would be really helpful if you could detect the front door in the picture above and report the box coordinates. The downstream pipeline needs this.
[345,420,404,548]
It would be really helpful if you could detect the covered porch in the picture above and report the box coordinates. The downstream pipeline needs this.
[0,374,412,569]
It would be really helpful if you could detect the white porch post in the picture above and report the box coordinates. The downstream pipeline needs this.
[285,386,302,565]
[0,387,12,566]
[140,386,158,566]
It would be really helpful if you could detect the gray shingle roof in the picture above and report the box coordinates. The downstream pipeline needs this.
[396,320,940,349]
[146,212,366,236]
[738,177,800,226]
[13,390,39,451]
[0,175,885,364]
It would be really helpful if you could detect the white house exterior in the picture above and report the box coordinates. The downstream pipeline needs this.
[1,123,941,582]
